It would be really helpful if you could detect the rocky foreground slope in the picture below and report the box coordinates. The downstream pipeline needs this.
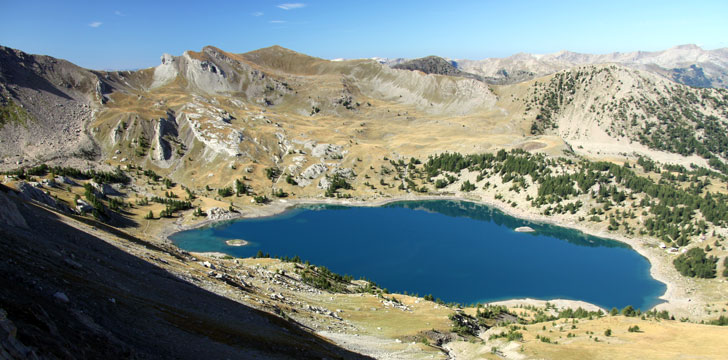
[0,184,369,359]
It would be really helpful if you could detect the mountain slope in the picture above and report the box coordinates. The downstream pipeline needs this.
[3,44,728,184]
[518,64,728,167]
[0,46,102,164]
[0,184,368,359]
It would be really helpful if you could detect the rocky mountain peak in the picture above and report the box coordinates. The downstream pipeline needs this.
[671,44,702,51]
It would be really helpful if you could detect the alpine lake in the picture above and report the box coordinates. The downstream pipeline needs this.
[171,200,666,310]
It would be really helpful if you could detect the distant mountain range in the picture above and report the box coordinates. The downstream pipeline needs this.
[371,44,728,88]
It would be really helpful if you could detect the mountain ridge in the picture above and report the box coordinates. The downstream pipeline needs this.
[1,43,727,182]
[371,44,728,88]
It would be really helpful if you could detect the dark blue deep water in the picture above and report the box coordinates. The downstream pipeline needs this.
[171,200,665,310]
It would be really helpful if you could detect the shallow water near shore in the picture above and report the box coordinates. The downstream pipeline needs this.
[171,200,666,310]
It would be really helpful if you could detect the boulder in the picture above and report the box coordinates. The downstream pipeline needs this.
[55,176,78,186]
[53,292,69,303]
[76,199,93,213]
[40,178,57,188]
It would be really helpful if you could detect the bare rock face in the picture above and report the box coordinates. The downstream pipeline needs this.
[151,53,179,88]
[151,113,179,168]
[353,61,498,115]
[317,167,356,190]
[182,51,238,94]
[179,104,244,158]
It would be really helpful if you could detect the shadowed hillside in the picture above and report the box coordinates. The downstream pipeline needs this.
[0,185,370,359]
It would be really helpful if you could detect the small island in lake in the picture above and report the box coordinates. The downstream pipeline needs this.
[515,226,535,233]
[225,239,249,247]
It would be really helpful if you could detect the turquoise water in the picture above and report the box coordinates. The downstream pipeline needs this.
[171,200,666,310]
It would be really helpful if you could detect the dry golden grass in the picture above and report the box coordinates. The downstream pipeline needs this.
[515,316,728,360]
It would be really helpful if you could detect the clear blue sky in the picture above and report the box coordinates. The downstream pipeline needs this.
[1,0,726,70]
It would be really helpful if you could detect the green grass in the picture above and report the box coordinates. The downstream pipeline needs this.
[0,98,32,127]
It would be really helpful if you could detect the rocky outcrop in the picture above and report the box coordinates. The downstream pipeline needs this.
[182,51,239,94]
[179,103,244,158]
[296,163,328,187]
[206,207,236,221]
[151,53,179,89]
[317,176,332,190]
[75,198,93,213]
[89,180,121,197]
[16,182,71,213]
[151,113,179,167]
[316,167,354,190]
[310,143,344,160]
[55,176,78,186]
[331,167,356,179]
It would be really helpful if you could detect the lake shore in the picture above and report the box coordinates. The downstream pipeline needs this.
[161,193,701,316]
[486,298,606,313]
